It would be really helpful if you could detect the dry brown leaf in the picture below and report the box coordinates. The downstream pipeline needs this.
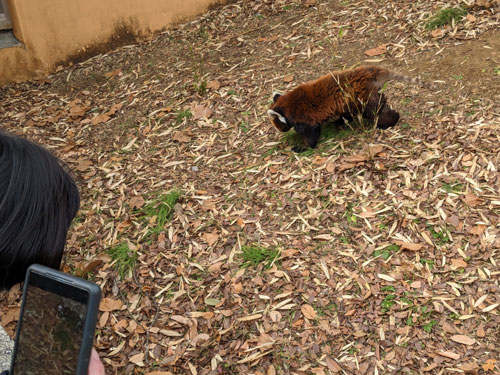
[267,365,276,375]
[204,297,220,306]
[325,357,342,373]
[431,28,445,38]
[104,68,122,78]
[394,240,424,251]
[450,335,475,345]
[192,104,213,120]
[462,193,482,206]
[446,215,460,228]
[231,281,242,293]
[304,0,317,7]
[311,368,326,375]
[482,303,499,312]
[237,313,262,322]
[423,363,439,372]
[69,100,88,118]
[282,249,299,257]
[378,273,396,282]
[483,359,496,372]
[358,210,375,218]
[469,224,486,235]
[283,74,294,82]
[458,362,478,372]
[301,304,317,320]
[99,311,109,327]
[99,298,123,312]
[1,306,19,326]
[208,262,223,273]
[207,80,221,90]
[76,159,93,172]
[364,44,387,56]
[129,352,145,366]
[269,311,281,322]
[315,234,334,240]
[477,324,485,337]
[368,144,384,156]
[106,103,123,116]
[450,258,467,268]
[91,113,110,125]
[201,231,219,245]
[410,281,422,288]
[437,351,460,360]
[344,154,368,163]
[129,195,145,209]
[172,131,192,143]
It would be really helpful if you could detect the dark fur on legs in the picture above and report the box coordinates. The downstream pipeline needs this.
[363,93,400,129]
[0,131,80,289]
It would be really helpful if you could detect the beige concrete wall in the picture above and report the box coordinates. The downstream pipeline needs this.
[0,0,225,84]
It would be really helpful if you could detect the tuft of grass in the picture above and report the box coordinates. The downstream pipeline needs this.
[425,7,467,30]
[108,242,137,279]
[374,244,401,261]
[427,224,450,245]
[423,319,438,333]
[442,182,464,194]
[282,121,356,153]
[140,190,181,235]
[239,121,250,133]
[176,110,192,124]
[381,294,396,313]
[420,258,435,270]
[241,245,280,269]
[194,79,207,96]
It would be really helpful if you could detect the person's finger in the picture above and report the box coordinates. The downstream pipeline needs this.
[88,348,105,375]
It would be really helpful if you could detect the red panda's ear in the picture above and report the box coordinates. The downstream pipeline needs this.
[272,92,282,103]
[267,109,287,124]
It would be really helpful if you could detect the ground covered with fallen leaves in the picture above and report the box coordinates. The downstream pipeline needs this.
[1,0,500,374]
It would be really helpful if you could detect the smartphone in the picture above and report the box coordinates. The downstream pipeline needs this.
[9,264,101,375]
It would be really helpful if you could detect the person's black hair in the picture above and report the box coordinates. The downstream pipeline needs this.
[0,131,80,289]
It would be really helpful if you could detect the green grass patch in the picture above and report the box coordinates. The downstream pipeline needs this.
[427,224,450,245]
[108,242,137,279]
[423,319,438,333]
[194,79,207,96]
[239,121,250,133]
[241,245,280,269]
[374,244,401,260]
[140,190,181,235]
[442,182,464,193]
[425,7,467,30]
[282,121,356,153]
[420,258,435,270]
[381,286,396,293]
[176,110,192,124]
[381,294,396,313]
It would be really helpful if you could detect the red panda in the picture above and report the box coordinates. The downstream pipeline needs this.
[268,65,425,152]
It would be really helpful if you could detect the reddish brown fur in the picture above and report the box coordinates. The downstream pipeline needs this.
[271,66,390,126]
[268,65,416,151]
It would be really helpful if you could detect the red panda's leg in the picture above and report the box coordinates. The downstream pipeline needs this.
[376,105,400,129]
[294,123,321,151]
[363,93,400,129]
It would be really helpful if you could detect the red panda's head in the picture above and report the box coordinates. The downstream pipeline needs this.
[267,92,293,132]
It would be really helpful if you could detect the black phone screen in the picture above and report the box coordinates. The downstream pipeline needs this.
[11,272,89,374]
